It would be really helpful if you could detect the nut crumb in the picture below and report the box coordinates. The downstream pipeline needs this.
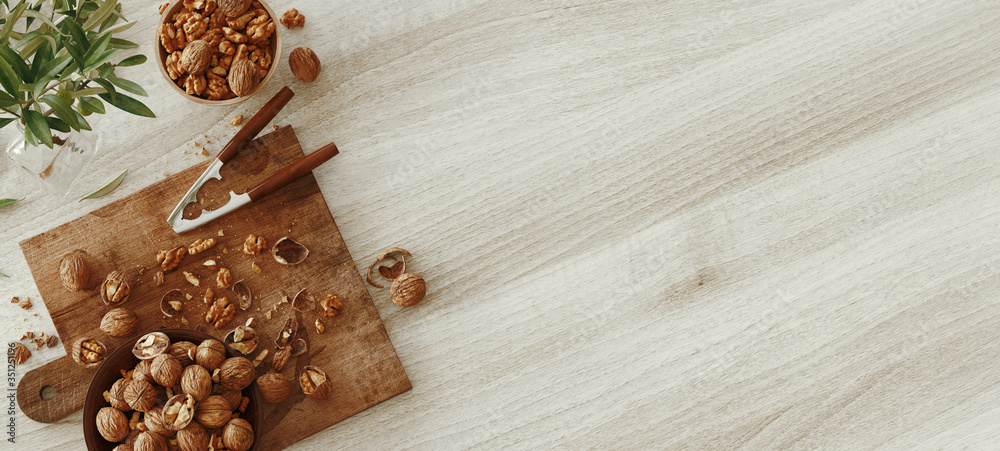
[272,125,279,131]
[201,149,209,156]
[153,271,165,286]
[10,297,17,304]
[230,115,244,126]
[18,297,31,310]
[162,172,169,176]
[217,230,225,236]
[158,2,168,14]
[314,319,325,334]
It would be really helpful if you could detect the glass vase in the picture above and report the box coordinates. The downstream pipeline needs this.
[5,124,100,197]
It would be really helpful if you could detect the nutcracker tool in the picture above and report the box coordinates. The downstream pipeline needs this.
[166,87,340,233]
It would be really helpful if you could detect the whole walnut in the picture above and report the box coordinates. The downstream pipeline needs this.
[217,389,242,410]
[218,0,250,17]
[151,354,183,387]
[100,307,138,337]
[134,431,167,451]
[108,378,131,411]
[167,341,198,367]
[181,364,213,401]
[181,40,211,75]
[222,417,254,451]
[59,252,89,291]
[96,406,129,442]
[177,421,210,451]
[142,405,171,437]
[219,357,254,391]
[123,378,157,412]
[256,372,291,403]
[271,345,291,372]
[194,395,232,428]
[227,58,260,97]
[133,359,153,384]
[113,444,135,451]
[196,339,226,371]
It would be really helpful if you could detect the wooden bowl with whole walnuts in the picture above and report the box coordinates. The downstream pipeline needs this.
[82,329,263,451]
[155,0,282,105]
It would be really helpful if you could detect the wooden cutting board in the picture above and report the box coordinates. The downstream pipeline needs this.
[17,126,411,449]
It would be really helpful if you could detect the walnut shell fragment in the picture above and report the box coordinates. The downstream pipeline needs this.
[291,289,315,311]
[232,280,251,310]
[290,338,307,357]
[133,332,170,360]
[274,317,298,348]
[271,237,309,265]
[366,247,412,288]
[161,289,186,317]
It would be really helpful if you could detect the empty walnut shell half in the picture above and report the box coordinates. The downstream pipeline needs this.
[100,270,133,305]
[133,332,170,360]
[272,237,309,265]
[160,289,186,317]
[291,289,315,312]
[274,317,298,348]
[224,326,258,355]
[232,280,251,310]
[290,338,308,357]
[366,247,412,288]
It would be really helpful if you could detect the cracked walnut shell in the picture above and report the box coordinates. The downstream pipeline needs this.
[101,270,133,305]
[299,365,331,400]
[72,338,106,367]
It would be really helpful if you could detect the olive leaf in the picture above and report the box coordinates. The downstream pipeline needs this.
[79,169,127,201]
[0,273,8,278]
[0,197,24,208]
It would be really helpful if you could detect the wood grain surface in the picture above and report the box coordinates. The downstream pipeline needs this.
[2,0,1000,449]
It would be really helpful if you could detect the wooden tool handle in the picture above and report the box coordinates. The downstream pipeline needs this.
[217,87,295,164]
[248,142,339,202]
[17,356,95,423]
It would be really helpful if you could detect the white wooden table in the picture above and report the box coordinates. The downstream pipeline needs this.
[3,0,1000,448]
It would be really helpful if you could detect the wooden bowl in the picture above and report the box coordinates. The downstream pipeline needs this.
[82,329,263,450]
[154,0,282,105]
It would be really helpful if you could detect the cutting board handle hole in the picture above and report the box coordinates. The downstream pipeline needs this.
[39,385,56,401]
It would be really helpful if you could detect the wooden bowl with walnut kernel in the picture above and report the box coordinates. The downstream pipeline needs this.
[155,0,282,105]
[82,329,263,451]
